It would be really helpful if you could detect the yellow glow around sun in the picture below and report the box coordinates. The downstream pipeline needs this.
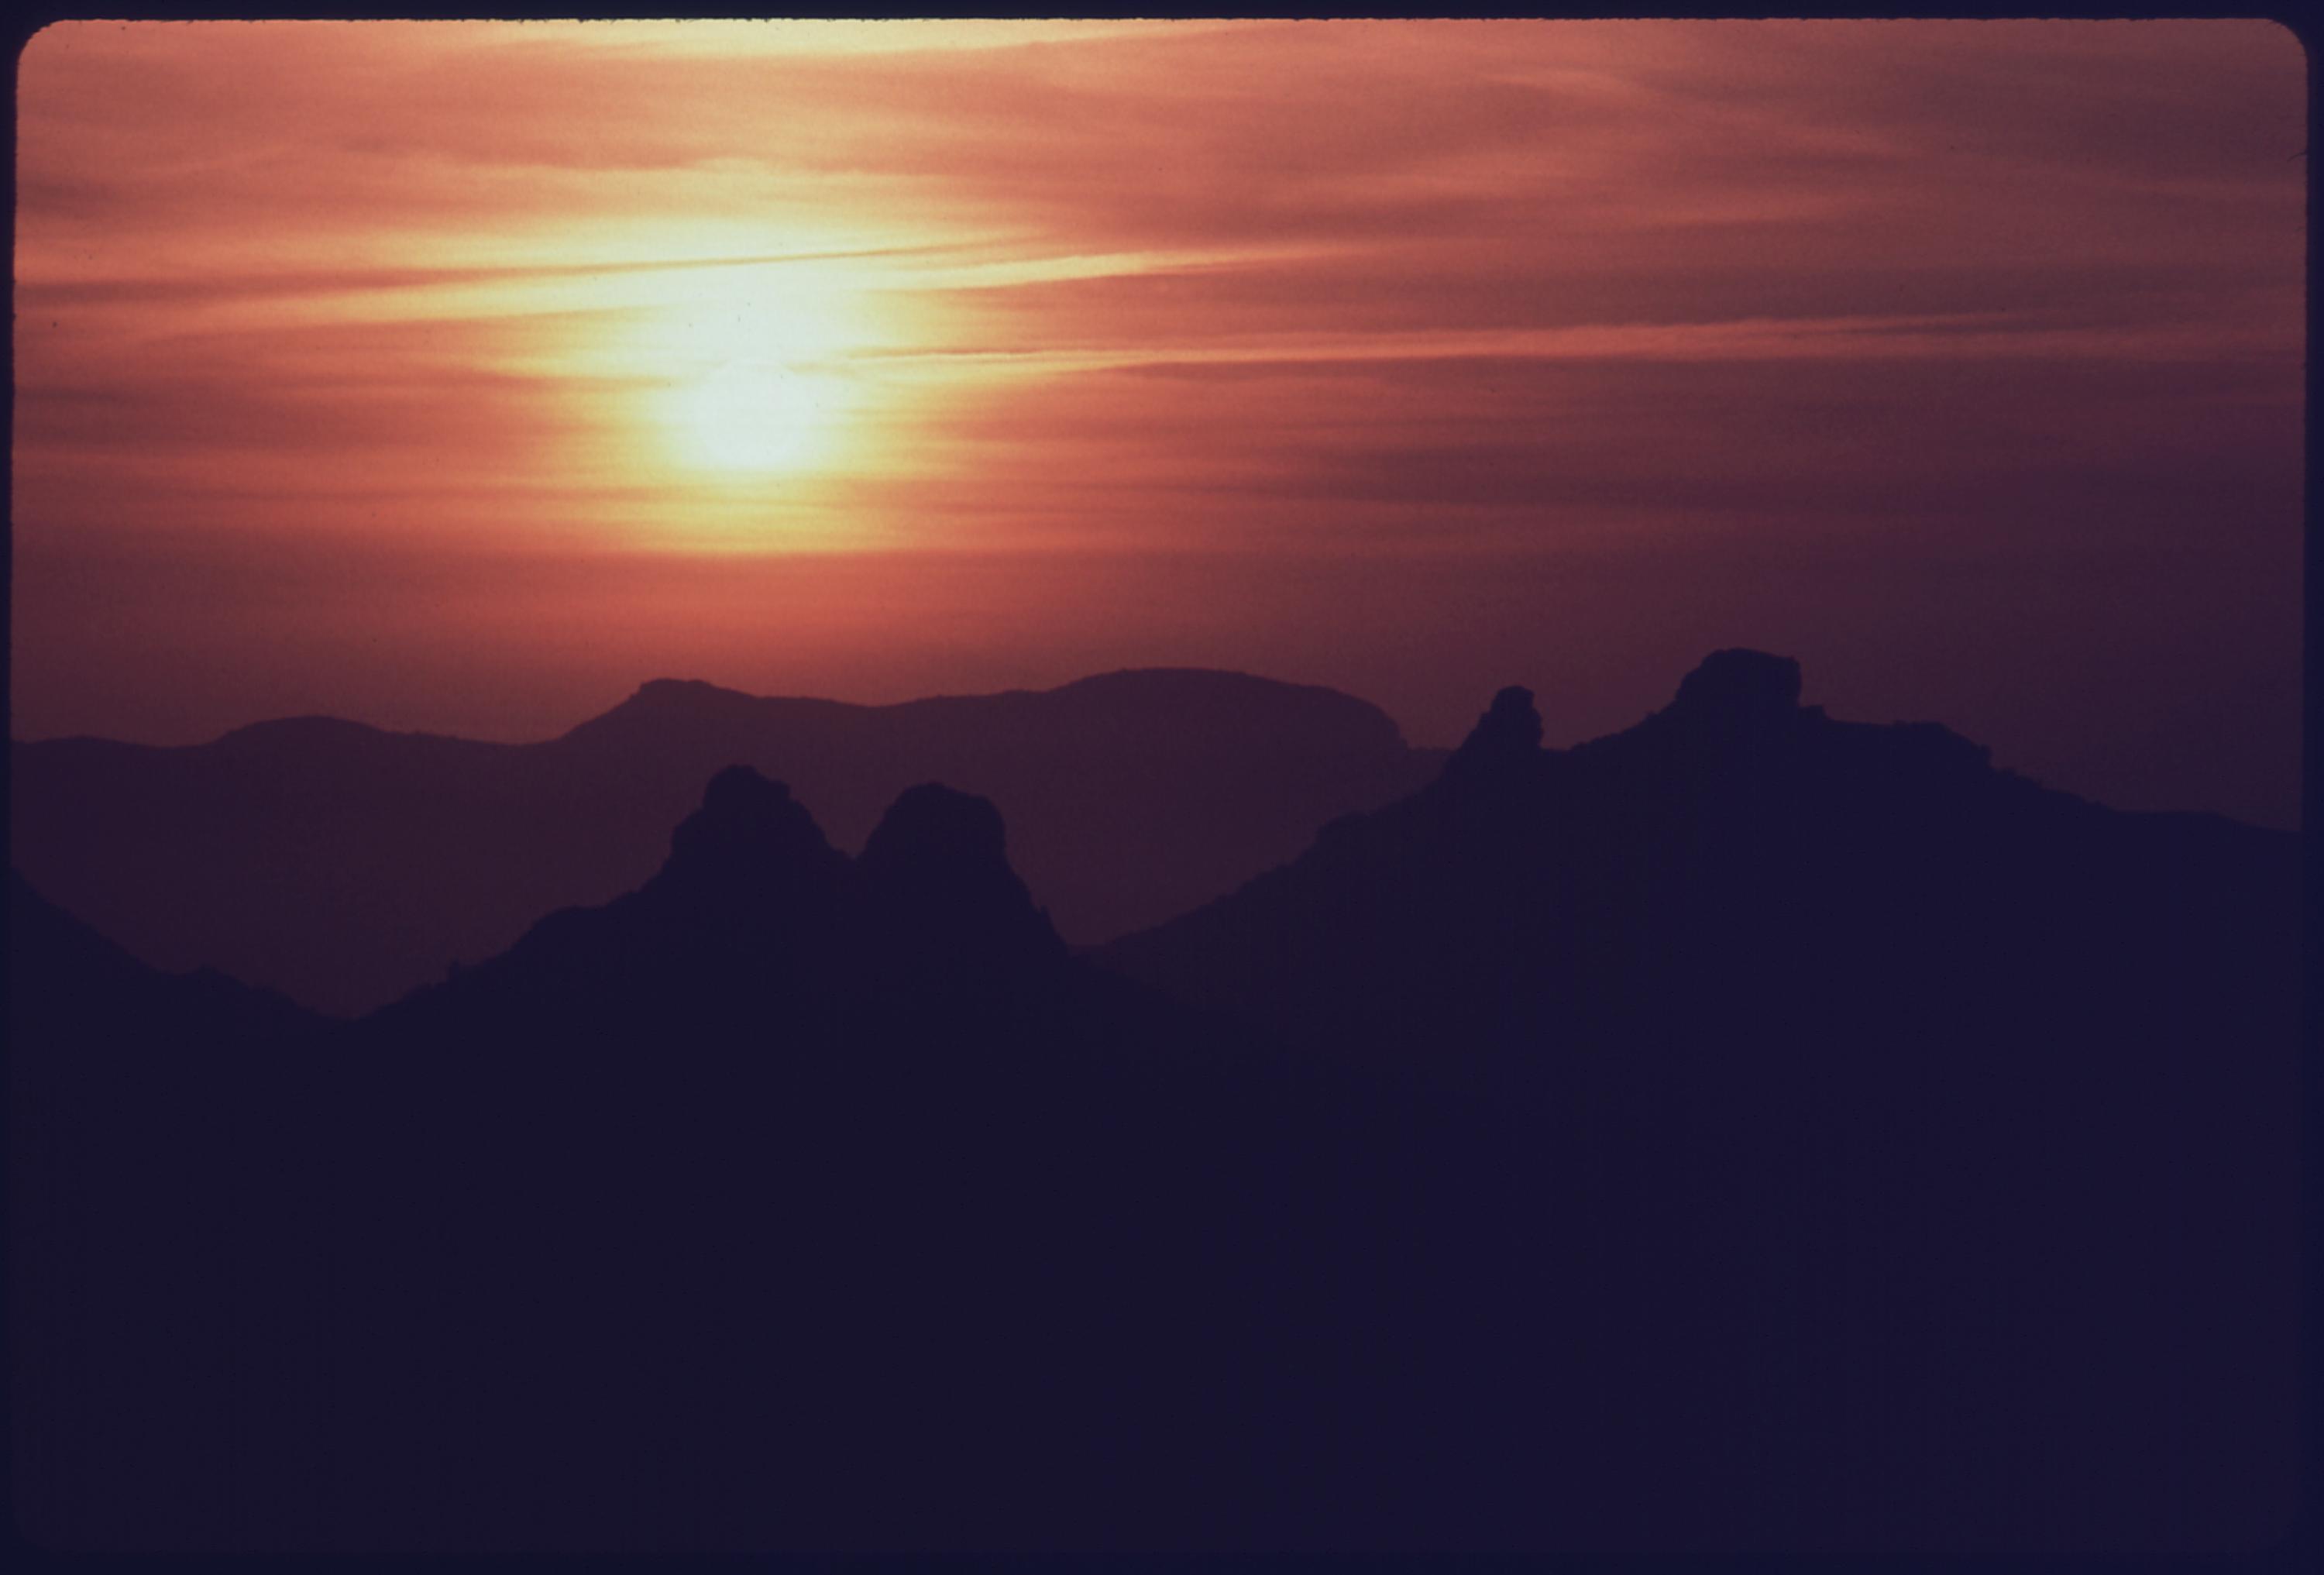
[668,359,842,475]
[641,263,872,480]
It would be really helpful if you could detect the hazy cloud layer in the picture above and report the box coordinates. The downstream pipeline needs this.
[11,19,2305,826]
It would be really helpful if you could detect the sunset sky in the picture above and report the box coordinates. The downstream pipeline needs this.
[11,19,2305,827]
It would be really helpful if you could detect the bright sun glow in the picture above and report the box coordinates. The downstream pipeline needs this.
[668,359,844,475]
[642,264,871,479]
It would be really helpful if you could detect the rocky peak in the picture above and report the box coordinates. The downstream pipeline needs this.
[661,765,847,902]
[860,783,1011,879]
[1658,650,1803,738]
[1446,686,1545,779]
[555,678,764,749]
[858,782,1063,970]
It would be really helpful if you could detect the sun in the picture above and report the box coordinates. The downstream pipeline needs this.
[643,266,869,480]
[668,359,841,475]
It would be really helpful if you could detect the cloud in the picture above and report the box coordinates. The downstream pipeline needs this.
[10,19,2305,824]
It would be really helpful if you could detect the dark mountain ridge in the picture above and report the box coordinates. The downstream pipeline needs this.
[6,650,2298,1552]
[1101,649,2293,1047]
[10,765,1283,1550]
[12,667,1442,1016]
[9,875,329,1548]
[1091,650,2299,1545]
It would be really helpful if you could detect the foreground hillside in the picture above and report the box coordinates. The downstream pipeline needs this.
[11,668,1440,1015]
[1096,649,2300,1544]
[8,652,2298,1552]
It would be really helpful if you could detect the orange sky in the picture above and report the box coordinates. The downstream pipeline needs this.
[10,19,2306,826]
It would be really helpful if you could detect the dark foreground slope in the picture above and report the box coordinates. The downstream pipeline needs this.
[12,776,1325,1552]
[9,655,2301,1553]
[9,876,330,1546]
[11,669,1439,1015]
[1098,650,2302,1549]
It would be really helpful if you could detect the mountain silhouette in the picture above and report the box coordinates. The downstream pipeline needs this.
[10,669,1442,1016]
[6,653,2298,1553]
[14,772,1284,1550]
[1095,648,2300,1546]
[9,875,330,1548]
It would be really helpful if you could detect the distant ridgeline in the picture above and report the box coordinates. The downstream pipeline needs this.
[8,652,2298,1553]
[9,669,1442,1016]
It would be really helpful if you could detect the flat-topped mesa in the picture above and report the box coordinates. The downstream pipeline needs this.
[858,782,1063,968]
[635,676,722,700]
[624,676,747,714]
[1048,668,1413,757]
[1446,686,1545,780]
[211,714,399,752]
[1652,649,1806,741]
[555,677,780,748]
